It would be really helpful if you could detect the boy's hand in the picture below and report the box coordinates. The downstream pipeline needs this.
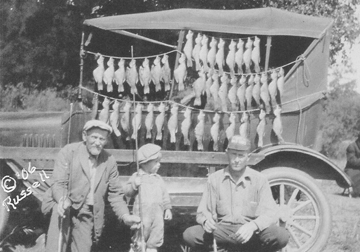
[132,176,141,190]
[164,209,172,220]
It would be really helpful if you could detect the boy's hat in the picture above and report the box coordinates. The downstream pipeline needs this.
[227,135,251,151]
[83,120,113,133]
[138,144,161,164]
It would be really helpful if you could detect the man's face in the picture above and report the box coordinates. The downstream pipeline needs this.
[226,148,249,172]
[82,128,109,156]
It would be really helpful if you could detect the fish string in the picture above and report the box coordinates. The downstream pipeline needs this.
[81,85,324,115]
[201,56,305,78]
[84,49,181,60]
[188,30,257,42]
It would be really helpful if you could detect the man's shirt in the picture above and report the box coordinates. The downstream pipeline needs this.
[196,167,278,231]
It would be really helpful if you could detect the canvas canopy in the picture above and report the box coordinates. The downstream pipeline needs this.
[83,8,333,113]
[83,8,333,39]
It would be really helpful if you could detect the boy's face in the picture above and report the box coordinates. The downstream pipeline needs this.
[142,153,162,174]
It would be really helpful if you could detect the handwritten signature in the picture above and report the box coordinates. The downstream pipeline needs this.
[1,162,50,212]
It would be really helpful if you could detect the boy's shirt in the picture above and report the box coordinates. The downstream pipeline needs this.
[124,170,172,210]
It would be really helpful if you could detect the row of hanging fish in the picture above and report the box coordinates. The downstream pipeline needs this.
[93,54,172,94]
[93,97,285,151]
[185,67,285,113]
[182,30,261,75]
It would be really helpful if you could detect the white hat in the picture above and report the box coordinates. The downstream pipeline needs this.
[83,120,113,133]
[227,135,251,151]
[138,144,161,164]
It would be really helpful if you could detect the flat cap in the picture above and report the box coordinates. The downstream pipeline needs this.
[138,144,161,164]
[83,120,113,133]
[227,135,251,151]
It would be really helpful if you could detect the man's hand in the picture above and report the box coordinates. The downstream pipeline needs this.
[57,197,71,218]
[234,222,258,244]
[122,214,141,229]
[203,218,217,233]
[132,176,141,190]
[164,209,172,220]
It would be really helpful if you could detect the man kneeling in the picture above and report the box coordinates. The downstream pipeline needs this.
[183,135,289,252]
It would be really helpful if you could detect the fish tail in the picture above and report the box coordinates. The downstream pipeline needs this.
[194,97,201,106]
[113,128,121,137]
[187,58,193,68]
[144,85,150,94]
[178,82,184,91]
[213,141,218,151]
[146,130,152,139]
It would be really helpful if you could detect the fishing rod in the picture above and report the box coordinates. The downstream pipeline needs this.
[131,45,146,252]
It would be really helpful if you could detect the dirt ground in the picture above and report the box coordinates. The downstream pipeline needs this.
[1,178,359,252]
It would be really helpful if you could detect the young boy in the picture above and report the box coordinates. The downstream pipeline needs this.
[125,143,172,252]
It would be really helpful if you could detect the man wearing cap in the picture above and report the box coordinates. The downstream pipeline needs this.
[124,143,172,252]
[344,133,360,197]
[42,120,140,252]
[183,135,289,252]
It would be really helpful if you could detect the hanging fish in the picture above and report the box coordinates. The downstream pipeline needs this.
[235,39,244,74]
[194,110,205,151]
[103,57,115,92]
[268,70,278,108]
[245,74,255,110]
[126,59,138,95]
[251,36,261,73]
[252,74,261,107]
[151,56,162,92]
[256,109,266,147]
[145,103,154,139]
[228,75,238,111]
[243,37,253,73]
[174,53,187,91]
[193,69,206,106]
[110,100,121,137]
[93,54,105,91]
[114,58,126,93]
[210,72,221,110]
[168,104,179,143]
[131,103,143,139]
[192,33,203,71]
[239,111,249,140]
[260,72,271,113]
[226,39,237,77]
[155,102,166,141]
[91,93,98,120]
[199,35,209,72]
[181,107,192,146]
[139,58,151,94]
[205,71,213,99]
[161,54,171,91]
[183,30,194,68]
[225,113,236,141]
[98,97,110,123]
[218,73,229,112]
[120,101,132,140]
[215,38,225,75]
[207,37,217,70]
[273,105,285,143]
[210,112,220,151]
[277,67,285,98]
[237,75,246,111]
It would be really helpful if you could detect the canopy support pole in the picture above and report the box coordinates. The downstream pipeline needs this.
[264,36,272,72]
[114,30,176,49]
[169,30,185,99]
[78,31,85,101]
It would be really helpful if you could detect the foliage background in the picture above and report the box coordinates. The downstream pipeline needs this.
[1,0,360,158]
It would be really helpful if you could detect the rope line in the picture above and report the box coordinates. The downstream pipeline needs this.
[80,86,325,114]
[84,49,181,60]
